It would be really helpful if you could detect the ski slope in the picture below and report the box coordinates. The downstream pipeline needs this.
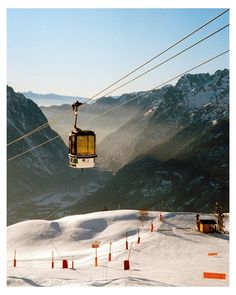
[7,210,229,287]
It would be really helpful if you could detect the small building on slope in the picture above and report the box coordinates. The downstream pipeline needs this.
[199,219,217,233]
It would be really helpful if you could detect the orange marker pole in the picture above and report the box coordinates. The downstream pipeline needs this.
[150,221,154,232]
[126,233,128,250]
[137,228,140,244]
[13,249,16,267]
[95,247,98,267]
[72,258,74,269]
[51,250,54,269]
[160,212,163,221]
[108,242,112,261]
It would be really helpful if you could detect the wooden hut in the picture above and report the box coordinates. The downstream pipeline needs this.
[199,219,217,233]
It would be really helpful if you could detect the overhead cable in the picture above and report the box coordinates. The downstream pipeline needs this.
[6,9,229,147]
[7,49,229,162]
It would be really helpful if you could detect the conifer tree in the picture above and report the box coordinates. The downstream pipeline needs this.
[215,202,225,233]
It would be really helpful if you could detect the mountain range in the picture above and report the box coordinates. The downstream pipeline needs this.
[22,91,87,106]
[7,68,229,224]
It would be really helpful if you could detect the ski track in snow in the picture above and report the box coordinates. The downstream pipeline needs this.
[7,210,229,287]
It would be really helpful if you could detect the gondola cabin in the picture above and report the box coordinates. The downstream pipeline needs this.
[69,128,97,169]
[68,100,97,169]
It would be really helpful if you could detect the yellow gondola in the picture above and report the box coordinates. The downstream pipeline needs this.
[68,101,97,169]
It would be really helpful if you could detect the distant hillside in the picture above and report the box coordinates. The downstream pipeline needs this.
[22,90,87,106]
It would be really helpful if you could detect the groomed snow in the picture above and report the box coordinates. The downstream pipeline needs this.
[7,210,229,287]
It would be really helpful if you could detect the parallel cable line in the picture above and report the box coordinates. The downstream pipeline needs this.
[7,109,71,147]
[85,9,229,101]
[96,24,229,97]
[6,9,229,147]
[7,50,229,162]
[66,50,230,130]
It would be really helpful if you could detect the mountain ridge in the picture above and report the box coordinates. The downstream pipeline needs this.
[7,86,112,225]
[7,68,229,223]
[66,69,229,214]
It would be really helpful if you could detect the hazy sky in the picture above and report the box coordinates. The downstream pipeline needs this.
[7,8,229,98]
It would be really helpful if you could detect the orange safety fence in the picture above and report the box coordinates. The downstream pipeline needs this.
[203,272,226,280]
[208,252,218,256]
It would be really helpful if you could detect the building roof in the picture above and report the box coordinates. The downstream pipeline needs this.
[200,219,217,224]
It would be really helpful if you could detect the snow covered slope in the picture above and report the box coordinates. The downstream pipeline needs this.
[7,210,229,287]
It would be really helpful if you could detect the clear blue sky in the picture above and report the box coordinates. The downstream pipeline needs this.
[7,8,229,98]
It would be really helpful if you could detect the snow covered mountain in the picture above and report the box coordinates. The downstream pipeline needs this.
[68,69,229,214]
[97,69,229,172]
[41,69,229,174]
[7,210,229,287]
[7,69,229,223]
